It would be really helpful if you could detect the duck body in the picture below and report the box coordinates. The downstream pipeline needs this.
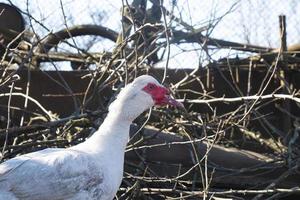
[0,75,182,200]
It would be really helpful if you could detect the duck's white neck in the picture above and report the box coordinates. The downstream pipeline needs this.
[96,112,132,150]
[72,85,153,154]
[72,111,132,154]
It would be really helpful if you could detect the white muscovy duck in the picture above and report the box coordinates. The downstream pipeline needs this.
[0,75,183,200]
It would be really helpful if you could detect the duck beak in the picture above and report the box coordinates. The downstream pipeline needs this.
[163,94,184,108]
[157,86,184,108]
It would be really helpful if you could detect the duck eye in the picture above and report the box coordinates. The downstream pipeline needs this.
[148,84,156,90]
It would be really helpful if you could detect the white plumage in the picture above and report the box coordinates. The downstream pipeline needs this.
[0,75,182,200]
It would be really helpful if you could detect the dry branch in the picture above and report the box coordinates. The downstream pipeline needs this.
[180,93,300,104]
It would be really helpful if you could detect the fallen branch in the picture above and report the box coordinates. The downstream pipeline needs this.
[179,93,300,104]
[119,187,300,195]
[0,92,56,120]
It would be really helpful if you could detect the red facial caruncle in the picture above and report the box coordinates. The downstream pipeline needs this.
[142,83,183,107]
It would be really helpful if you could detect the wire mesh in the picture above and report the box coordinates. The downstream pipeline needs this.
[2,0,300,68]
